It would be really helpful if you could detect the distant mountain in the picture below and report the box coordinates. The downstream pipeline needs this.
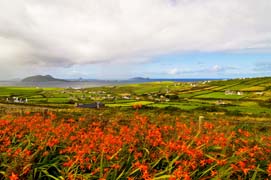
[130,77,150,81]
[21,75,68,82]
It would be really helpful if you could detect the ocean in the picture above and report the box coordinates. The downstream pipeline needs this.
[0,78,222,88]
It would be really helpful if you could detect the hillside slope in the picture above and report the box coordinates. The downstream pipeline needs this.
[21,75,67,82]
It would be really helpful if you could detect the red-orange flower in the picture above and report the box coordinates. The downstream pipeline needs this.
[9,172,19,180]
[267,163,271,176]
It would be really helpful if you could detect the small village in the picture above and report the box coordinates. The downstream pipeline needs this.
[6,97,28,103]
[1,78,269,112]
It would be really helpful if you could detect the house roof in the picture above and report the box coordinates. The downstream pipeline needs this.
[77,102,104,108]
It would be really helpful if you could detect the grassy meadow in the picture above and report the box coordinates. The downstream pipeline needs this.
[0,77,271,179]
[1,77,270,116]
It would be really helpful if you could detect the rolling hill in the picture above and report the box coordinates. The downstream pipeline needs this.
[21,75,67,82]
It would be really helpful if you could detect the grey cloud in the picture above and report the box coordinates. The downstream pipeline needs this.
[0,0,271,69]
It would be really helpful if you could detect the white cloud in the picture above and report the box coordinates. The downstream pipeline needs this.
[0,0,271,78]
[165,64,241,77]
[168,68,179,75]
[211,65,223,72]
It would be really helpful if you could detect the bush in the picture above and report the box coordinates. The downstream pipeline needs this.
[259,101,271,108]
[196,106,222,112]
[226,110,242,116]
[164,106,181,111]
[67,99,76,104]
[165,94,179,100]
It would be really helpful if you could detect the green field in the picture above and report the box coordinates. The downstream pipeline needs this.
[106,101,153,107]
[195,91,246,99]
[0,77,270,116]
[149,102,207,110]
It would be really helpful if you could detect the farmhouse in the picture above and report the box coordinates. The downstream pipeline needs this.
[122,96,130,100]
[190,83,197,87]
[120,93,131,100]
[6,97,28,103]
[225,90,235,95]
[225,90,243,95]
[76,102,105,109]
[216,100,225,105]
[255,92,264,95]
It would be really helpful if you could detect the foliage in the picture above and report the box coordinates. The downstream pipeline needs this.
[1,112,271,179]
[225,110,242,116]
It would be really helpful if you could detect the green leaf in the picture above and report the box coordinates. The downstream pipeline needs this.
[151,157,164,169]
[41,170,60,180]
[143,147,150,155]
[129,168,140,176]
[116,169,125,180]
[0,171,6,176]
[110,148,122,160]
[100,151,104,178]
[153,175,172,180]
[251,164,260,180]
[199,164,217,178]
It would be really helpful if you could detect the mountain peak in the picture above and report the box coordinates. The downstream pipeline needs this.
[130,77,150,81]
[21,75,67,82]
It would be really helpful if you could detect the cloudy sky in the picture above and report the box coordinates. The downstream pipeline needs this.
[0,0,271,80]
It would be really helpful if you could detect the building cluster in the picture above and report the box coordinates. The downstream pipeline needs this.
[225,90,244,96]
[76,102,105,109]
[6,97,28,103]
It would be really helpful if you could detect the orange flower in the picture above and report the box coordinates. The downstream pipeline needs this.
[63,160,74,167]
[211,170,217,177]
[24,149,32,157]
[111,163,121,169]
[238,161,250,175]
[267,163,271,176]
[25,111,31,115]
[9,172,19,180]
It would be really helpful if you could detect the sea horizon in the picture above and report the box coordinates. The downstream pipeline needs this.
[0,78,225,88]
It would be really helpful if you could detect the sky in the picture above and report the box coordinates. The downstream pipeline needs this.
[0,0,271,80]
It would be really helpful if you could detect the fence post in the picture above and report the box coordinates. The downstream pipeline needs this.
[198,116,204,132]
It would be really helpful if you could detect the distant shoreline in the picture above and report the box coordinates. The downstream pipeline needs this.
[0,78,222,88]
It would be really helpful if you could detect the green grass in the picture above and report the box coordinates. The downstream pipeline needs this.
[195,92,246,100]
[116,82,176,95]
[225,106,271,115]
[0,87,42,97]
[240,86,265,91]
[148,101,211,110]
[178,90,212,98]
[106,101,154,107]
[28,98,48,103]
[0,87,63,98]
[114,99,137,103]
[28,97,71,104]
[47,98,70,103]
[149,103,200,110]
[0,77,270,116]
